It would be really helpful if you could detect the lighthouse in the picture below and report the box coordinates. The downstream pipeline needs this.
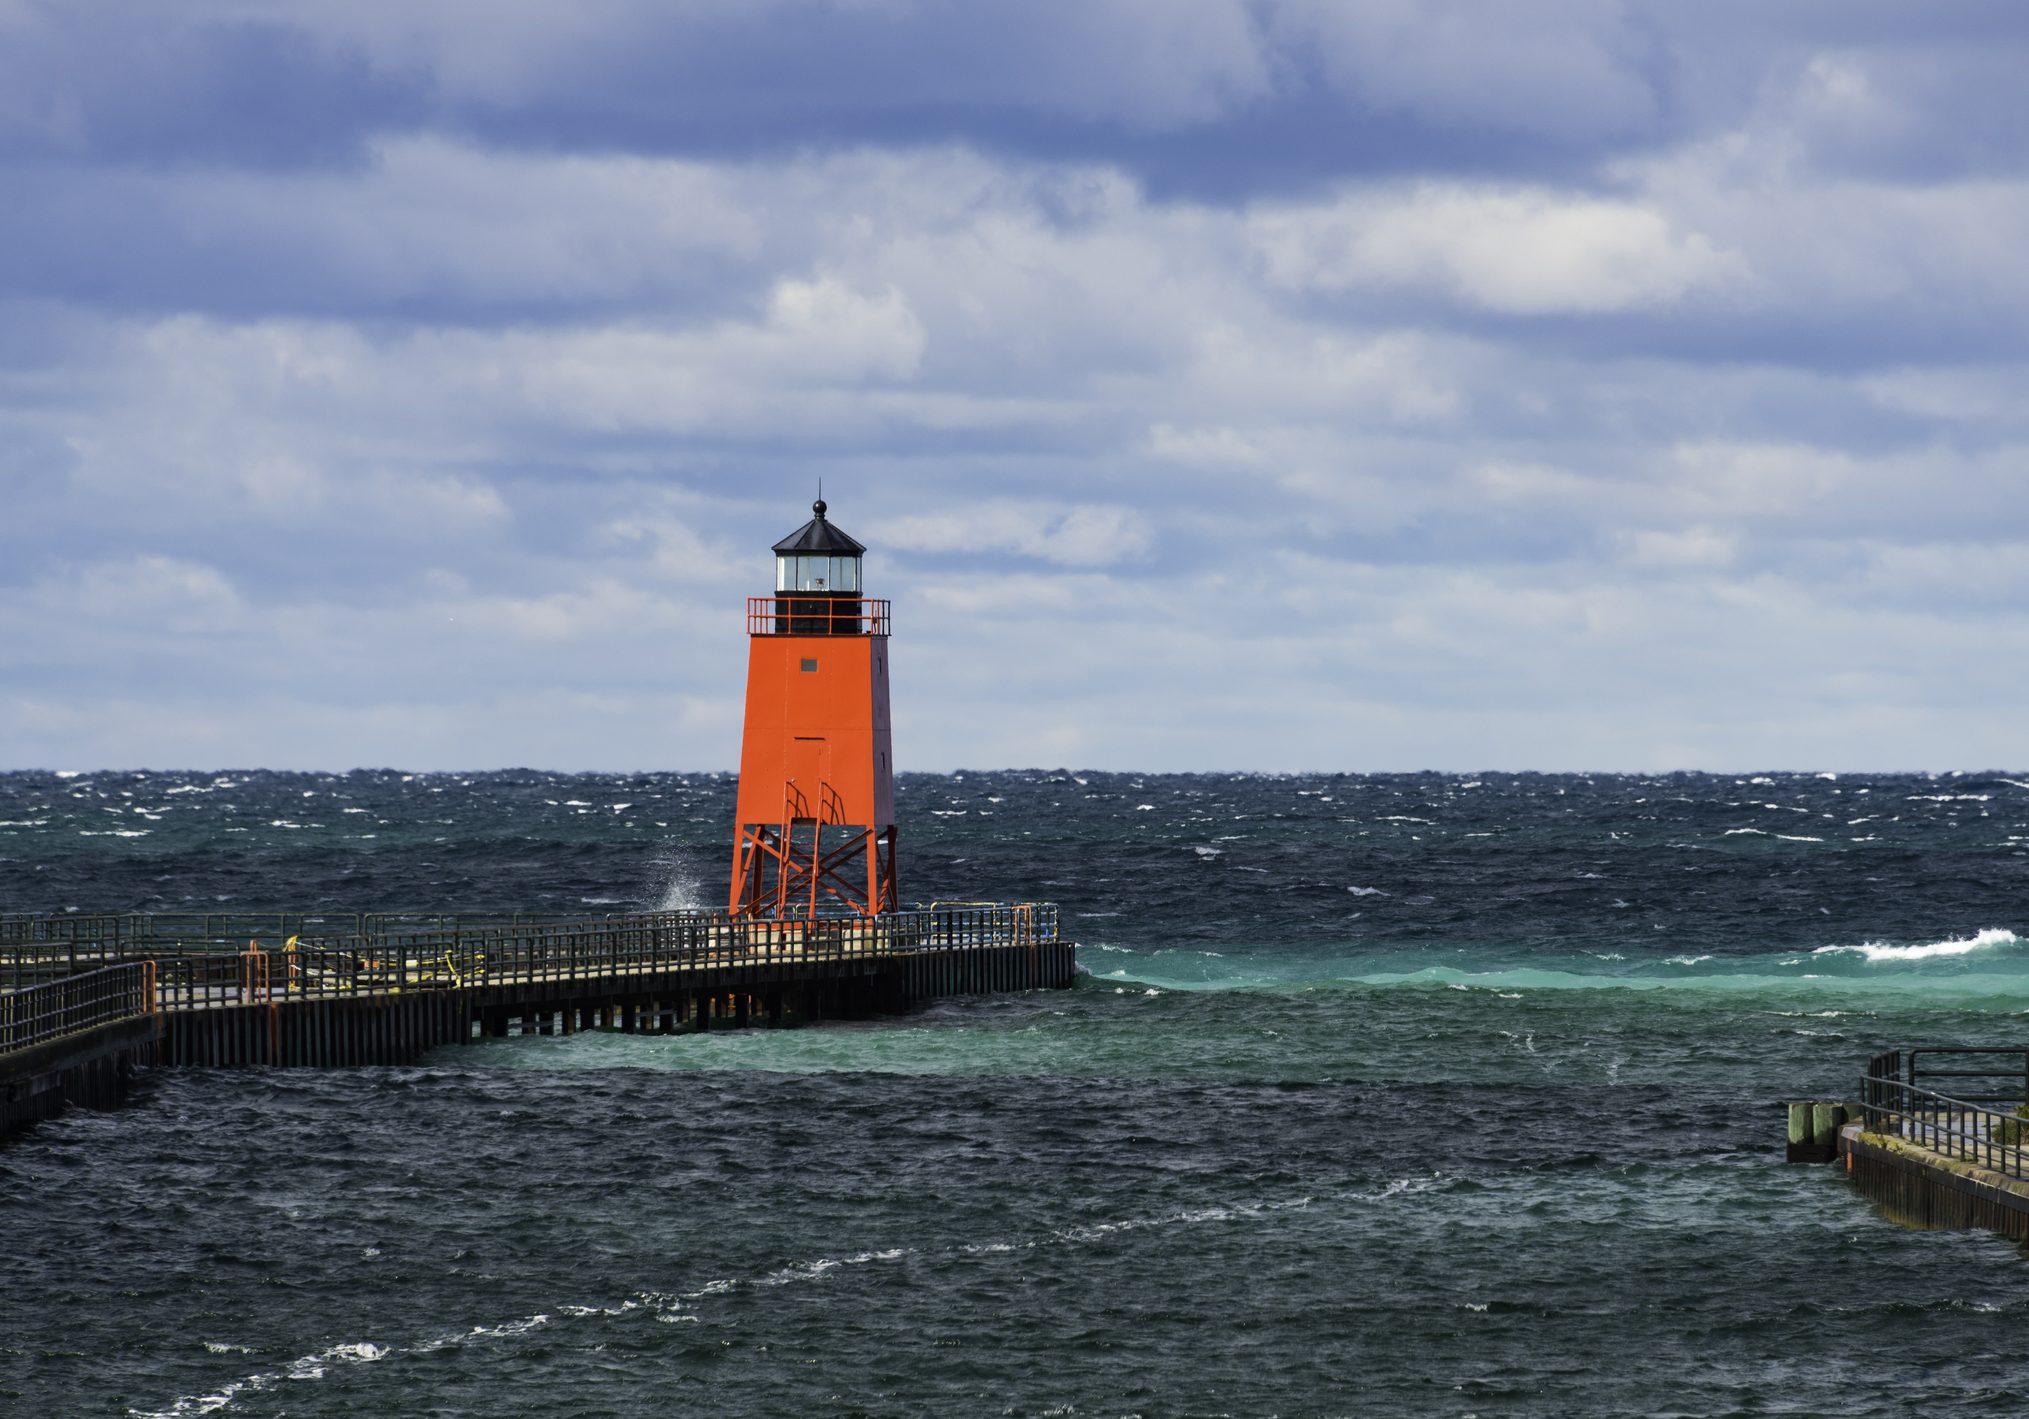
[727,499,898,918]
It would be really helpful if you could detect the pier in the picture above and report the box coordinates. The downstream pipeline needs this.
[1828,1046,2029,1241]
[0,904,1076,1136]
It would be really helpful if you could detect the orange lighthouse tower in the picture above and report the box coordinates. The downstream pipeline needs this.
[728,499,897,918]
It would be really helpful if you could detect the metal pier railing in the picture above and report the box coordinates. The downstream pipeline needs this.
[0,903,1062,1021]
[1862,1046,2029,1182]
[0,963,155,1057]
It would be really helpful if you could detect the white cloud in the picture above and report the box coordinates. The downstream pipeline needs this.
[46,272,926,470]
[360,471,510,533]
[1661,441,1854,520]
[1619,132,2029,326]
[601,515,749,586]
[1861,365,2029,426]
[1169,324,1466,422]
[884,501,1151,567]
[1469,461,1597,505]
[1855,539,2029,612]
[1618,526,1739,570]
[1251,184,1742,315]
[1145,423,1269,469]
[35,555,242,625]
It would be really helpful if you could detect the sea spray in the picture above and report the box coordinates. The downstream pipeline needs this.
[645,850,711,913]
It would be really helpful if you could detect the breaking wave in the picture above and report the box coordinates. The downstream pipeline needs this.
[1812,927,2021,964]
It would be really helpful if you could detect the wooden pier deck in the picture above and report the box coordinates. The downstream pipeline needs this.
[0,905,1077,1136]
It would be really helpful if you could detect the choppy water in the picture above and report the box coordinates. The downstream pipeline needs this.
[5,769,2029,1417]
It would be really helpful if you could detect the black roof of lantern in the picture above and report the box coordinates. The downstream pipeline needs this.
[772,498,866,556]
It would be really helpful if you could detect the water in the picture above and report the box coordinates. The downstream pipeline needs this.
[4,769,2029,1416]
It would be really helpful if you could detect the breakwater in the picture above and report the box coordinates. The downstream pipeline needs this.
[0,904,1075,1135]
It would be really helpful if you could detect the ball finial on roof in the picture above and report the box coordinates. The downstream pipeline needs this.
[813,498,828,519]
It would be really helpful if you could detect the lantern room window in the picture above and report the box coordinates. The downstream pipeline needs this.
[776,553,860,594]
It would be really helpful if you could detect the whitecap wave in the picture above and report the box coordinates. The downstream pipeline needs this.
[135,1339,389,1418]
[1813,928,2021,963]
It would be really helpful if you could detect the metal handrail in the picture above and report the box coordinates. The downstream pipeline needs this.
[0,963,153,1055]
[746,597,891,636]
[0,904,1057,962]
[1,904,1064,1029]
[0,911,557,988]
[1863,1045,2029,1106]
[1859,1070,2029,1182]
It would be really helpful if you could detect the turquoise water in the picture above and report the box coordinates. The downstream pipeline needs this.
[3,769,2029,1415]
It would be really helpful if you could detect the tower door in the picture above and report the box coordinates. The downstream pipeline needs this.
[786,736,834,822]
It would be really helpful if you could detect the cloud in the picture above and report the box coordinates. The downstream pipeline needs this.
[1145,424,1268,469]
[1469,461,1597,506]
[361,472,510,534]
[600,513,750,586]
[0,0,1280,170]
[35,555,242,627]
[1274,0,1662,143]
[9,125,2029,371]
[1613,131,2029,357]
[0,134,766,317]
[3,8,2029,770]
[1251,184,1742,315]
[7,2,2028,202]
[291,0,1281,129]
[1854,539,2029,613]
[1861,365,2029,427]
[1617,526,1740,571]
[38,274,925,470]
[884,501,1152,567]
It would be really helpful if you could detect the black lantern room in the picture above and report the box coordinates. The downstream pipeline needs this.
[772,499,866,634]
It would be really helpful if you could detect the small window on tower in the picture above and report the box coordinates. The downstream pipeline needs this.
[800,658,818,672]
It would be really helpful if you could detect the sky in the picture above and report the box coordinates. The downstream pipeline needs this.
[2,1,2025,773]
